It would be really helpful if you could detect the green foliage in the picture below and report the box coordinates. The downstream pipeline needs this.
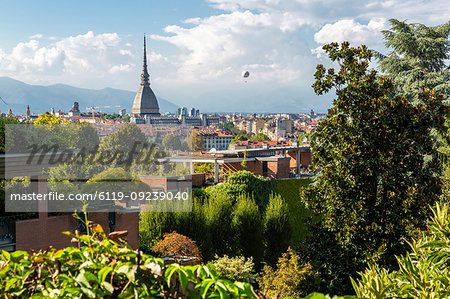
[203,192,235,259]
[376,19,450,103]
[0,115,19,153]
[162,134,183,151]
[252,133,270,141]
[274,178,312,245]
[152,231,202,260]
[352,202,450,298]
[221,122,235,130]
[99,123,147,155]
[258,248,317,298]
[263,194,292,267]
[140,171,300,270]
[304,41,447,293]
[231,196,263,266]
[0,221,256,298]
[208,255,257,284]
[226,170,274,210]
[74,123,100,152]
[194,162,213,174]
[187,130,205,151]
[230,134,248,145]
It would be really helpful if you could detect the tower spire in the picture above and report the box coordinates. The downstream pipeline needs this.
[141,34,150,86]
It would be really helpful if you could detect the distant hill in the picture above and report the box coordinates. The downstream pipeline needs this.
[0,77,179,115]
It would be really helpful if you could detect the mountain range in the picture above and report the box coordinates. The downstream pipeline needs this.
[0,77,179,115]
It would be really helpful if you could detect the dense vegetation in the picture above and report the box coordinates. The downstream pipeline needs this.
[0,210,256,298]
[140,171,302,268]
[300,40,448,294]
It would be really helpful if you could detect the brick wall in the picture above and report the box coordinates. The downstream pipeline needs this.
[15,212,139,252]
[300,152,312,166]
[223,161,263,176]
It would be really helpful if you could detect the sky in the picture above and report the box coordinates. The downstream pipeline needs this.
[0,0,448,113]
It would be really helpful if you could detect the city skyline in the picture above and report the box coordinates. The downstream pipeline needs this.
[0,0,448,112]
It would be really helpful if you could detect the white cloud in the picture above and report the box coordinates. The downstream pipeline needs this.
[314,18,388,45]
[0,31,161,89]
[1,0,448,112]
[110,64,132,74]
[29,33,43,39]
[151,10,314,86]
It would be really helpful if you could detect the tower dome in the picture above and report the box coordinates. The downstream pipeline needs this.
[132,35,160,116]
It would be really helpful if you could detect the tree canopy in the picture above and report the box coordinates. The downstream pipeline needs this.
[252,133,270,141]
[376,19,450,103]
[302,41,448,293]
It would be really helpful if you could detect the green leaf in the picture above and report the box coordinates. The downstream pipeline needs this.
[98,266,113,283]
[102,281,114,294]
[179,269,188,291]
[76,272,91,288]
[200,279,215,298]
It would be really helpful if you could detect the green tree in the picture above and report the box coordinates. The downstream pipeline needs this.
[226,170,274,210]
[303,42,447,293]
[0,115,18,153]
[230,134,247,144]
[162,134,182,151]
[98,123,152,169]
[263,194,292,267]
[203,192,234,260]
[252,133,270,141]
[222,122,235,130]
[186,130,205,151]
[377,19,450,167]
[231,195,263,266]
[376,19,450,103]
[99,123,147,154]
[74,123,100,152]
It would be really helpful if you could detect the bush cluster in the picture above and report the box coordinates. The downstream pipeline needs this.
[208,255,257,284]
[0,222,255,298]
[258,248,318,298]
[140,171,292,267]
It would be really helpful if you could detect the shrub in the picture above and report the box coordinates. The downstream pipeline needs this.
[231,195,263,266]
[352,202,450,298]
[209,255,257,283]
[152,231,202,260]
[139,209,178,250]
[203,191,235,259]
[258,248,317,298]
[263,194,292,267]
[0,214,256,298]
[226,170,274,210]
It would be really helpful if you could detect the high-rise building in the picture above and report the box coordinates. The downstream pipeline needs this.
[131,36,160,117]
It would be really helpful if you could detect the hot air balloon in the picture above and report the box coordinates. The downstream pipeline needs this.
[242,71,250,83]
